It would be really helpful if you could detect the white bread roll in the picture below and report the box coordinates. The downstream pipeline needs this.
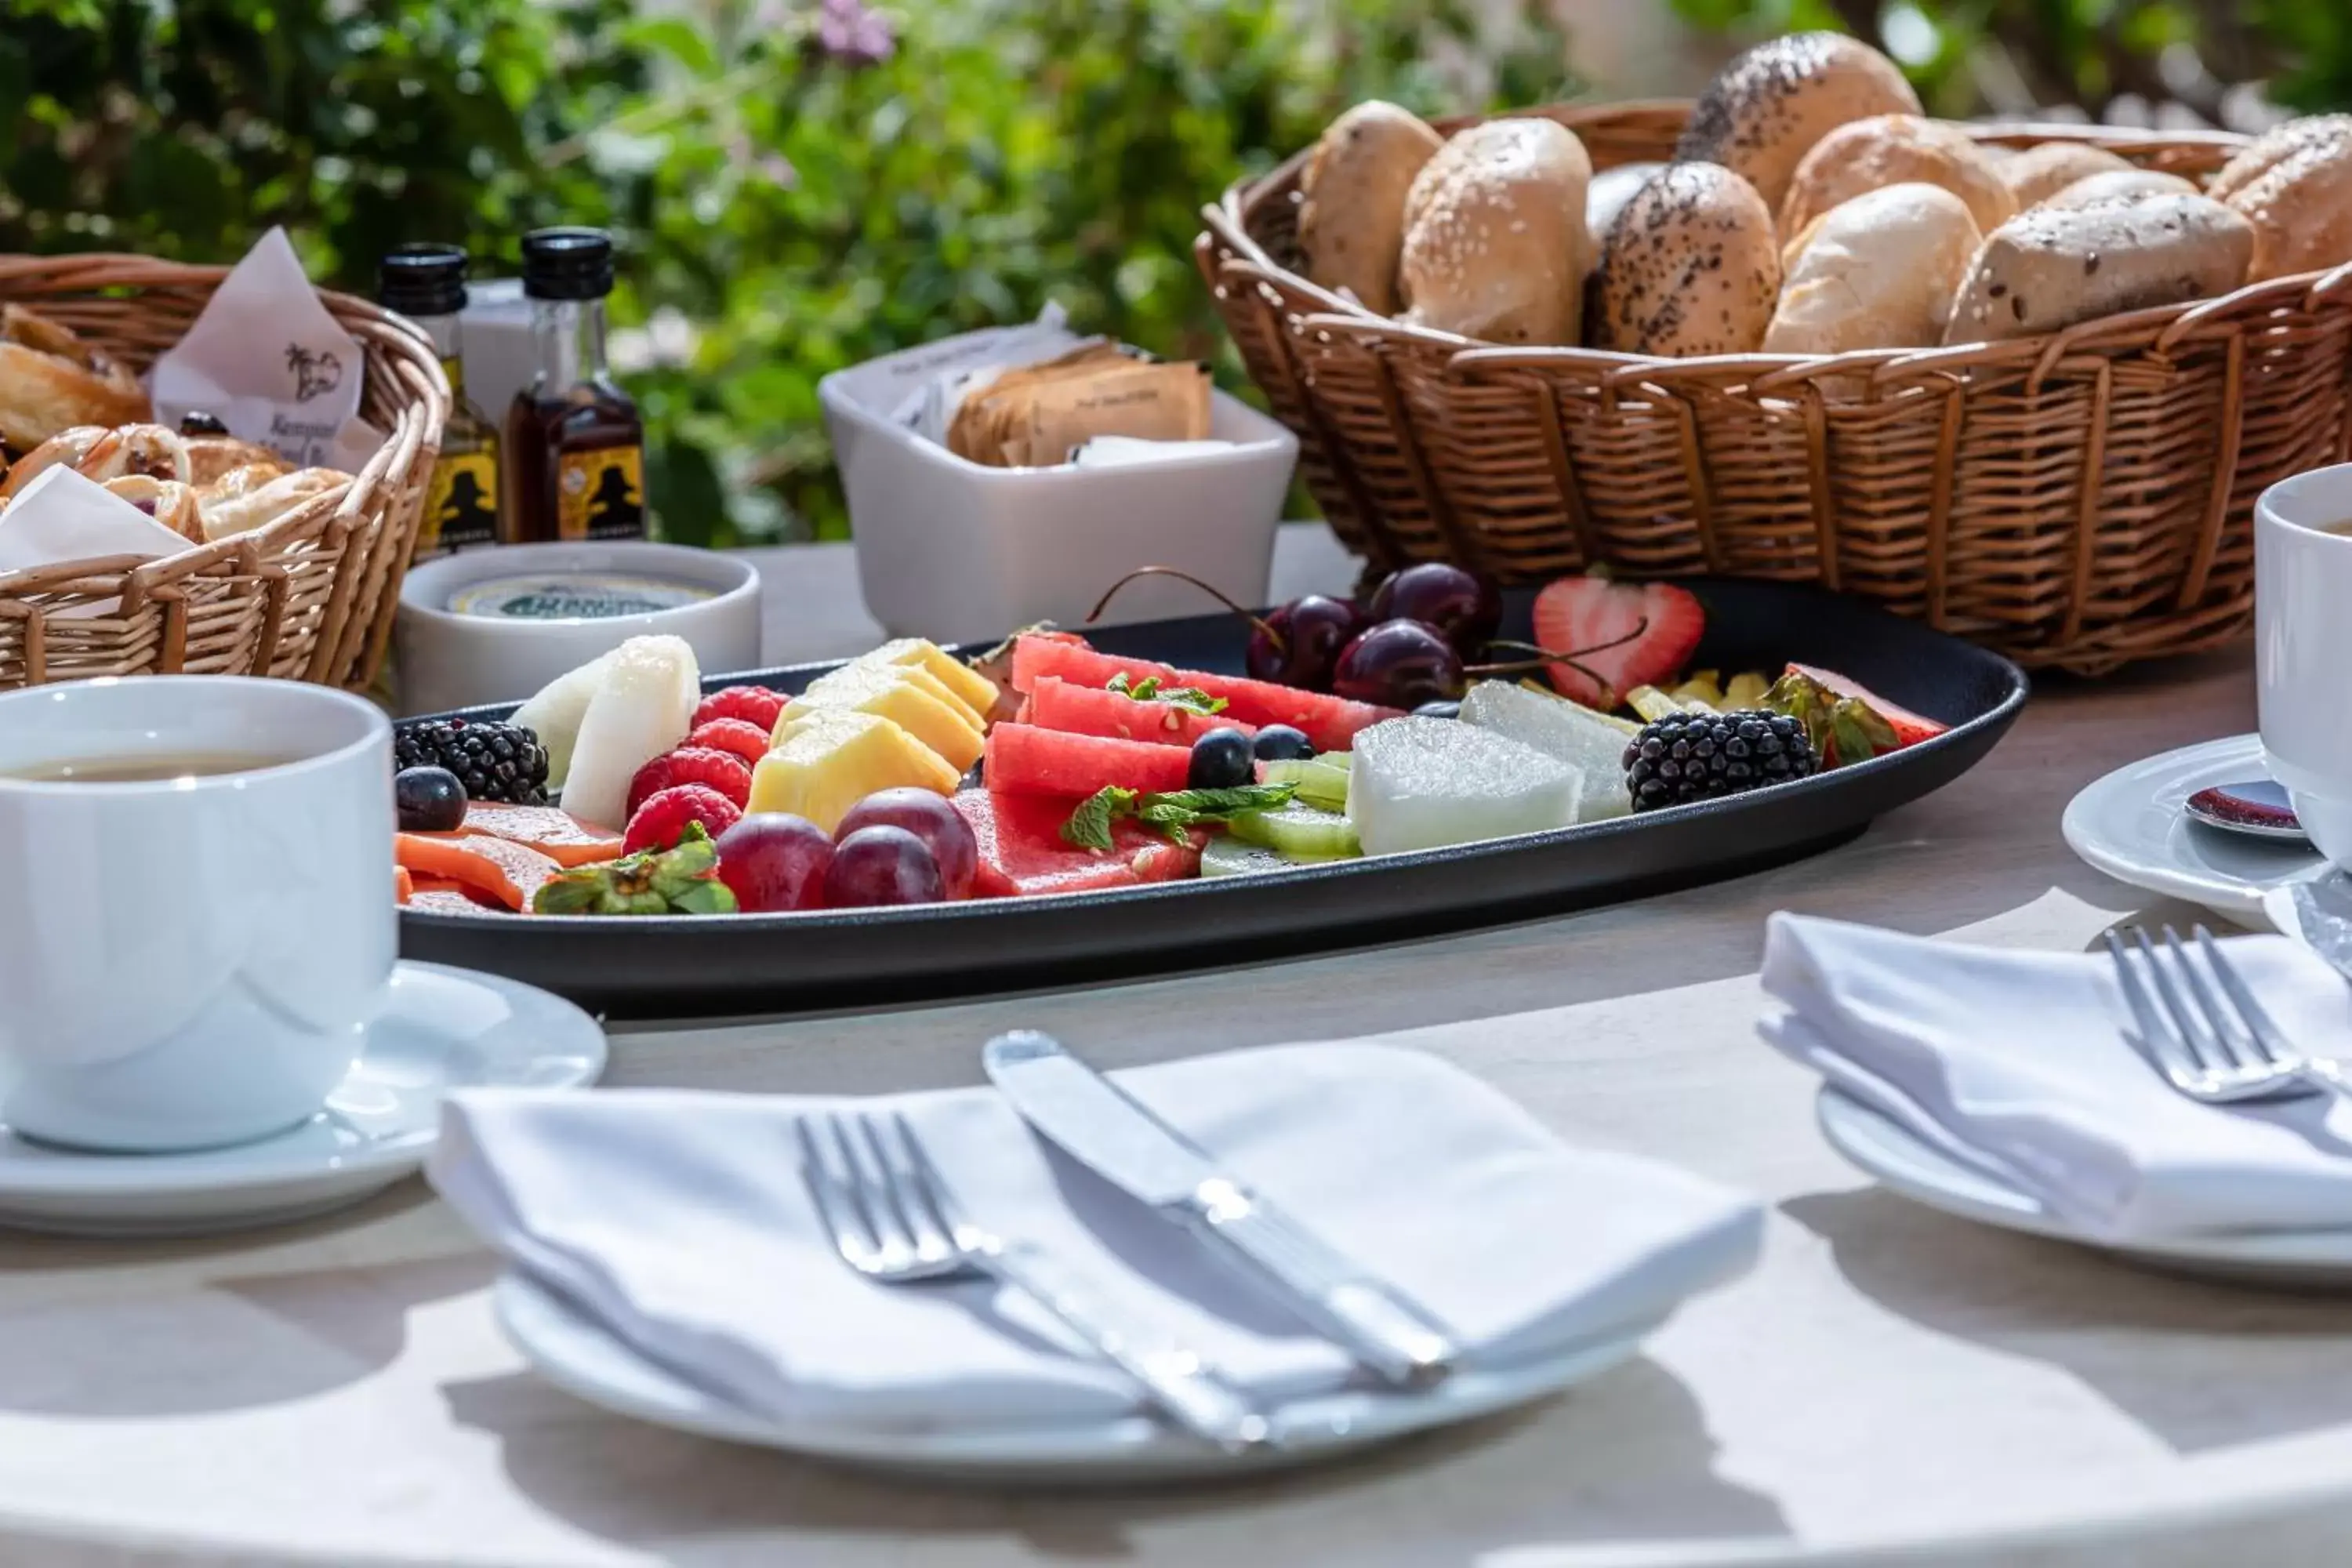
[1399,118,1593,344]
[2000,142,2133,208]
[1297,101,1445,315]
[1766,183,1982,354]
[1592,162,1780,357]
[2210,115,2352,201]
[1779,114,2016,238]
[1584,162,1663,268]
[1675,32,1920,212]
[2035,169,2198,212]
[1944,194,2254,343]
[2216,120,2352,281]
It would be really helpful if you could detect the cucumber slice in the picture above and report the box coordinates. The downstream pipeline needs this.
[1260,756,1350,811]
[1228,800,1361,858]
[1200,834,1348,878]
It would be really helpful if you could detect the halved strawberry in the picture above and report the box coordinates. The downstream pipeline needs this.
[1531,575,1706,710]
[1785,662,1947,747]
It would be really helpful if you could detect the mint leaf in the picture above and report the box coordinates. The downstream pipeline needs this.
[1144,783,1298,819]
[1105,670,1225,716]
[1059,786,1136,851]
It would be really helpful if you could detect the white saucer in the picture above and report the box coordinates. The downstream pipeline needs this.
[1817,1087,2352,1288]
[0,962,604,1237]
[495,1270,1654,1484]
[2061,734,2325,928]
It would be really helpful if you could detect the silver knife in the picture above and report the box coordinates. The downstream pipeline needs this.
[982,1029,1457,1388]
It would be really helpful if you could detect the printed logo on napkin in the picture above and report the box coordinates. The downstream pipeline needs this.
[148,228,387,473]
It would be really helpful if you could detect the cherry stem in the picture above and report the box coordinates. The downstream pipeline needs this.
[1465,619,1651,678]
[1085,566,1284,653]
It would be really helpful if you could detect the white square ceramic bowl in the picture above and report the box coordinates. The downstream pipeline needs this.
[820,332,1299,644]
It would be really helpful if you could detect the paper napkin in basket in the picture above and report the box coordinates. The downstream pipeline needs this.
[431,1043,1761,1431]
[1761,913,2352,1241]
[148,228,384,473]
[0,469,195,615]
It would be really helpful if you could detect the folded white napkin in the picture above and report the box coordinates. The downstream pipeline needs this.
[430,1043,1759,1432]
[0,469,194,615]
[1762,913,2352,1240]
[148,227,383,473]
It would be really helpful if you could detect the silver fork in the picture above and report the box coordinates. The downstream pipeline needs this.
[794,1108,1278,1452]
[2104,924,2352,1105]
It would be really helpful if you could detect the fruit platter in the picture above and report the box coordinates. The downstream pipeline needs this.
[394,566,2026,1016]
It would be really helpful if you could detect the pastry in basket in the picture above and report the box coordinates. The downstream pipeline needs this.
[0,305,151,452]
[1296,100,1443,315]
[1592,162,1780,356]
[1944,193,2254,343]
[183,434,289,489]
[1999,143,2134,209]
[198,466,344,541]
[102,475,205,543]
[2034,169,2198,212]
[1777,114,2016,239]
[1399,117,1592,345]
[2210,116,2352,284]
[1674,32,1921,212]
[0,422,191,500]
[1766,183,1980,354]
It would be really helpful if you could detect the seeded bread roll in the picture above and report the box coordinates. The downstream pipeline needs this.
[1766,183,1981,354]
[1675,32,1921,212]
[2209,115,2352,202]
[1778,114,2016,239]
[1399,118,1593,344]
[1944,194,2254,344]
[2035,169,2198,212]
[1297,101,1446,315]
[2000,142,2134,209]
[1593,162,1780,357]
[2218,128,2352,282]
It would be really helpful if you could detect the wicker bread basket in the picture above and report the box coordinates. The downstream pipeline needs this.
[0,253,448,691]
[1198,102,2352,674]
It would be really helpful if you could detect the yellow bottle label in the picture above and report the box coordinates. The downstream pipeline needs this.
[420,450,499,554]
[557,445,646,541]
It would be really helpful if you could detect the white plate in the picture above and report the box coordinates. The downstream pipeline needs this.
[2061,734,2325,927]
[495,1270,1655,1484]
[0,962,604,1236]
[1816,1087,2352,1288]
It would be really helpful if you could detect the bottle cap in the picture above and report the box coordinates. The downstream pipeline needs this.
[378,243,470,318]
[520,228,616,301]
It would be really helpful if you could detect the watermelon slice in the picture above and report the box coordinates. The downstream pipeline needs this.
[953,790,1202,898]
[1024,676,1258,746]
[1784,662,1948,747]
[1009,636,1400,752]
[983,723,1195,799]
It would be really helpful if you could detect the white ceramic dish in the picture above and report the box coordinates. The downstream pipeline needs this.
[2060,733,2324,928]
[0,962,604,1236]
[396,541,760,716]
[820,328,1298,644]
[1817,1087,2352,1288]
[495,1269,1653,1483]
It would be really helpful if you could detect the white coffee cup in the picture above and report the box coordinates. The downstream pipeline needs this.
[2258,463,2352,871]
[0,677,394,1151]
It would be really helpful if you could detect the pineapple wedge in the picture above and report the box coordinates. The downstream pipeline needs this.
[779,664,985,772]
[851,638,999,720]
[750,710,960,833]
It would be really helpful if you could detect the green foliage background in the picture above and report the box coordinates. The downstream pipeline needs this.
[4,0,2346,546]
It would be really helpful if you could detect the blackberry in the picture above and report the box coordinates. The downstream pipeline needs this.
[1622,708,1817,812]
[393,718,550,805]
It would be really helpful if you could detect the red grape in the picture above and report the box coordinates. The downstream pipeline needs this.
[1331,619,1466,708]
[836,788,978,898]
[1368,563,1501,654]
[1247,594,1363,691]
[714,815,835,913]
[824,826,946,908]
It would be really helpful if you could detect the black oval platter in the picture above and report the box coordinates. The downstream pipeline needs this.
[401,578,2027,1018]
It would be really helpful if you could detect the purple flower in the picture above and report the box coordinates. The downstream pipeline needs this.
[814,0,893,66]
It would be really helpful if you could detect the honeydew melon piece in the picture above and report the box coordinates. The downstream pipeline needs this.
[1458,681,1628,821]
[558,637,701,830]
[751,710,960,834]
[1346,717,1581,856]
[511,648,619,792]
[779,664,984,772]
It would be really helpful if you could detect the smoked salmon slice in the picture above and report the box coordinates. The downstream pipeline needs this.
[456,803,625,867]
[394,833,561,912]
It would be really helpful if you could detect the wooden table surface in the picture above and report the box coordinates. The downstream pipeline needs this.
[7,530,2347,1568]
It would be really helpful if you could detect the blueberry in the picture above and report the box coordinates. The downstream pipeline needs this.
[1251,724,1316,762]
[394,765,466,833]
[1187,728,1255,790]
[1414,699,1461,720]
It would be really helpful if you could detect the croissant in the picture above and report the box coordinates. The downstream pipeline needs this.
[0,423,191,501]
[103,476,205,543]
[199,467,346,541]
[0,307,151,452]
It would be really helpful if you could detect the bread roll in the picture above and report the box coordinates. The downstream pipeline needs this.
[183,434,288,490]
[199,467,347,542]
[2000,142,2133,208]
[1399,118,1593,344]
[2036,169,2198,212]
[0,423,189,500]
[0,307,151,453]
[2209,115,2352,202]
[1779,114,2015,238]
[1675,32,1921,212]
[2220,131,2352,282]
[1766,183,1981,354]
[1592,162,1780,357]
[1297,101,1445,315]
[1944,194,2254,343]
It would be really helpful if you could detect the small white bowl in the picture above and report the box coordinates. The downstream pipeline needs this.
[395,541,760,716]
[821,332,1300,644]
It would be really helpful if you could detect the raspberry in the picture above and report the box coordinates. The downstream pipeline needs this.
[626,746,753,817]
[623,784,743,855]
[686,718,770,770]
[693,685,786,733]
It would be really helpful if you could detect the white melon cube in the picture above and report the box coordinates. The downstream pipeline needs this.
[1457,681,1632,821]
[1346,717,1581,856]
